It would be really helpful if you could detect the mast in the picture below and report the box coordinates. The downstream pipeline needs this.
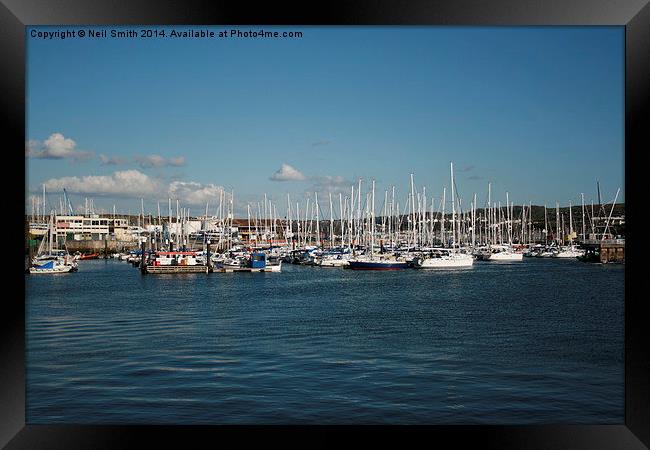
[472,193,477,247]
[49,211,54,253]
[286,194,291,246]
[410,173,416,248]
[441,187,446,246]
[329,192,334,248]
[601,188,620,240]
[569,201,573,244]
[371,179,375,258]
[505,192,510,245]
[315,192,320,247]
[544,205,548,244]
[339,192,344,248]
[349,185,354,248]
[528,201,532,245]
[556,202,560,246]
[356,178,362,248]
[450,162,456,249]
[487,182,491,247]
[581,193,586,242]
[391,186,396,249]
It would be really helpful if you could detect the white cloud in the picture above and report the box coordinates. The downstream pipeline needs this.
[168,181,228,206]
[270,163,307,181]
[135,154,186,169]
[42,170,163,198]
[310,175,353,195]
[40,170,227,206]
[26,133,94,161]
[99,154,127,166]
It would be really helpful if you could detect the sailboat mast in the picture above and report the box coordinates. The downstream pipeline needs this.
[441,188,446,246]
[569,201,573,243]
[329,192,334,248]
[556,202,560,245]
[315,192,320,247]
[487,182,492,246]
[339,193,344,248]
[410,173,416,248]
[581,193,586,241]
[472,193,477,247]
[371,179,375,257]
[450,163,456,249]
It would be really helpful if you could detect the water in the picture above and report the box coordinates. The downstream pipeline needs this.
[26,258,624,424]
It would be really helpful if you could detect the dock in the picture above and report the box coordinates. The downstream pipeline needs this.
[143,265,210,274]
[214,267,277,273]
[581,239,625,264]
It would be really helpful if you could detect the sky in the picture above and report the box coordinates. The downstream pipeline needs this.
[25,26,624,218]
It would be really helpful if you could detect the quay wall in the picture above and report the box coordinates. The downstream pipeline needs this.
[600,242,625,263]
[65,240,139,254]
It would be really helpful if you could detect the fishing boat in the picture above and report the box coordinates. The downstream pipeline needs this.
[414,248,474,268]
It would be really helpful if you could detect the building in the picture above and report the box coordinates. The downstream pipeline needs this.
[53,215,132,241]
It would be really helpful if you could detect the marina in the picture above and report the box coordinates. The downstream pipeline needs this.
[26,168,625,275]
[22,25,627,428]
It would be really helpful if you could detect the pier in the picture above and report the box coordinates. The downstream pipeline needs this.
[213,267,277,273]
[142,265,209,274]
[581,239,625,264]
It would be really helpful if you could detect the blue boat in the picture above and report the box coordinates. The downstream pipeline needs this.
[347,259,408,270]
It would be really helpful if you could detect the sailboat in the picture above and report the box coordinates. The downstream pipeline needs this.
[414,163,473,268]
[29,213,78,274]
[414,248,474,268]
[348,179,409,270]
[554,201,585,258]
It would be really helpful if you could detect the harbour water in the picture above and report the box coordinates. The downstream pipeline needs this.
[26,258,624,424]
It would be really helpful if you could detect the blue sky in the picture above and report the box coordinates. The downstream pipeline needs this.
[26,26,624,217]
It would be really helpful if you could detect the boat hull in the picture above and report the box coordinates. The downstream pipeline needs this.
[29,265,76,274]
[554,250,585,258]
[78,253,100,260]
[319,258,350,267]
[415,257,474,268]
[488,252,524,261]
[348,260,408,270]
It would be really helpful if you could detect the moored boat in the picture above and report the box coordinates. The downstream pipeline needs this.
[414,249,474,268]
[28,212,78,274]
[347,255,408,270]
[29,255,77,274]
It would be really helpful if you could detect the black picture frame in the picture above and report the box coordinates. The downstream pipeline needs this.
[4,1,648,448]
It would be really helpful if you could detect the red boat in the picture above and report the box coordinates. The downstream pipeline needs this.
[77,252,100,260]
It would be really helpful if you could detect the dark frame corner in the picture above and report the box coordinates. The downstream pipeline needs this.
[4,0,649,448]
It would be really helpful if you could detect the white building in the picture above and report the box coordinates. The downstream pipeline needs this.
[54,215,132,241]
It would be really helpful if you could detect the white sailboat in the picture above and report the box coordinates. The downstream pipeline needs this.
[554,246,585,258]
[415,163,473,269]
[554,201,585,258]
[414,248,474,268]
[487,246,524,261]
[29,213,78,274]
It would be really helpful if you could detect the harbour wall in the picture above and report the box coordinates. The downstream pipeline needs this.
[64,240,139,254]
